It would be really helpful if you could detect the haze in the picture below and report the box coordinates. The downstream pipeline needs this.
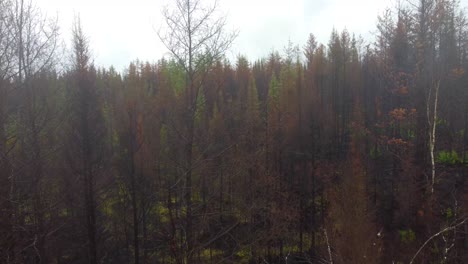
[37,0,398,70]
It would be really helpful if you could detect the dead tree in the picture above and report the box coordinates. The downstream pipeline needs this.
[65,17,104,264]
[158,0,237,262]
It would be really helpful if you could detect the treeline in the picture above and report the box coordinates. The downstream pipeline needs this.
[0,0,468,263]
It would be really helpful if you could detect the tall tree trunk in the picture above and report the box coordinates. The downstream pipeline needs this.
[29,91,46,264]
[85,168,97,264]
[142,198,147,264]
[0,87,15,262]
[131,161,139,264]
[427,80,440,194]
[185,114,194,263]
[83,121,97,264]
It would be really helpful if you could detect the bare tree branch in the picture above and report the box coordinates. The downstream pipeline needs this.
[409,217,468,264]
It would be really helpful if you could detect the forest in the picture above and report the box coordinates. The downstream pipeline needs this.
[0,0,467,263]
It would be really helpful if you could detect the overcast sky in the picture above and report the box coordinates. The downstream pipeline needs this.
[37,0,468,71]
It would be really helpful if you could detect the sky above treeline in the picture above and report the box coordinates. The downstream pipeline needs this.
[37,0,468,71]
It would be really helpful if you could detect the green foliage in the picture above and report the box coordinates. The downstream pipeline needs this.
[247,76,260,117]
[404,129,415,140]
[399,229,416,244]
[59,209,69,217]
[152,204,170,223]
[235,247,249,258]
[436,150,462,165]
[201,248,223,258]
[162,60,186,95]
[194,92,206,125]
[445,208,453,220]
[268,75,281,104]
[435,118,448,127]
